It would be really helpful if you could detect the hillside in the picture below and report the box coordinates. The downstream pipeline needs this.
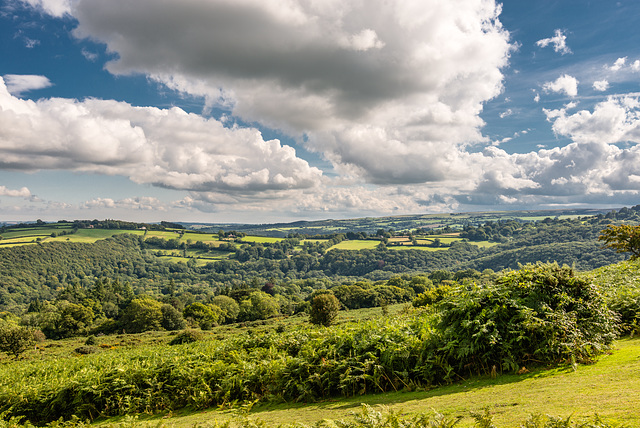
[1,207,639,314]
[184,207,614,237]
[1,258,639,427]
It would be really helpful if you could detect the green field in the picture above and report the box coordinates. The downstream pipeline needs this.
[0,240,38,247]
[388,245,447,251]
[154,249,233,265]
[240,235,285,243]
[144,230,182,239]
[0,227,62,239]
[49,229,146,243]
[181,232,224,243]
[329,240,380,250]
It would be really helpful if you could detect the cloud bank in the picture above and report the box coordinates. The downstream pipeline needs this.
[68,0,512,186]
[0,77,322,195]
[6,0,640,219]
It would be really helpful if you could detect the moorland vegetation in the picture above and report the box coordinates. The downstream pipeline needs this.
[0,207,639,426]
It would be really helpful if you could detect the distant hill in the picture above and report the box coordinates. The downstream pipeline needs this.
[182,207,617,237]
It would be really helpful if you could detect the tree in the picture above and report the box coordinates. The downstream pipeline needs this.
[57,301,94,338]
[238,291,279,322]
[183,302,221,329]
[599,224,640,259]
[160,304,186,331]
[210,295,240,323]
[0,321,35,358]
[309,292,340,327]
[120,297,163,333]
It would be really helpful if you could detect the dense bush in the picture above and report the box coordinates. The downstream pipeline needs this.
[607,287,640,335]
[425,263,617,378]
[412,283,452,307]
[168,329,203,345]
[0,322,35,358]
[308,292,340,327]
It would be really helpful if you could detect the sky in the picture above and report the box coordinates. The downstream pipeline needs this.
[1,0,640,224]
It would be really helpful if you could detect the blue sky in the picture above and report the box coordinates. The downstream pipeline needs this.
[1,0,639,223]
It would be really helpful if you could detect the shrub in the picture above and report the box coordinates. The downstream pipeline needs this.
[74,346,97,355]
[309,292,340,327]
[169,329,203,345]
[607,286,640,335]
[427,263,617,379]
[412,283,453,307]
[0,322,35,358]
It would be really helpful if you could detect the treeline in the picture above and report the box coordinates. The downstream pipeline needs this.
[15,269,452,339]
[0,219,187,235]
[460,205,640,242]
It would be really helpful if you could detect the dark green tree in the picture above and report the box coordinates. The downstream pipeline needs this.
[183,302,221,329]
[120,297,163,333]
[160,304,186,330]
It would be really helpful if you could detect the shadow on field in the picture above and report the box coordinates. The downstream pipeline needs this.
[250,363,575,416]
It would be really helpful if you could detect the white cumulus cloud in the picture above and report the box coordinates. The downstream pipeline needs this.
[544,96,640,145]
[593,80,609,92]
[609,57,627,71]
[0,77,322,195]
[68,0,512,186]
[19,0,73,17]
[536,29,571,55]
[82,196,166,211]
[543,74,579,98]
[0,185,32,198]
[11,0,640,215]
[499,108,513,119]
[2,74,52,96]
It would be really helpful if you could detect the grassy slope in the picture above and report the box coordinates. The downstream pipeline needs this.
[120,337,640,427]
